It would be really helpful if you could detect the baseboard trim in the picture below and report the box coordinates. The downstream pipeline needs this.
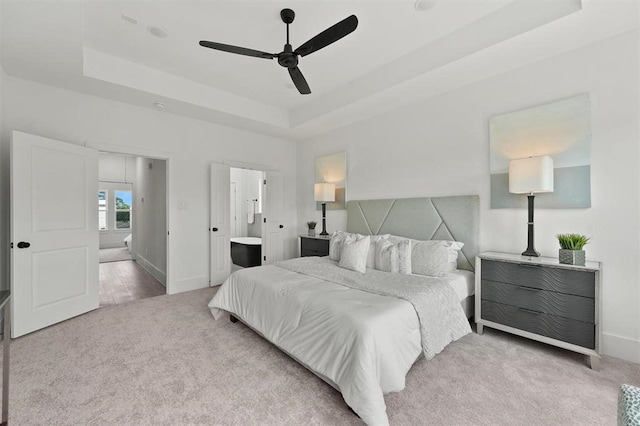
[602,332,640,364]
[99,243,128,249]
[170,276,209,294]
[135,255,166,287]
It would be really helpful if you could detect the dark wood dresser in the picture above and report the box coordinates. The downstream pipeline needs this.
[475,251,601,370]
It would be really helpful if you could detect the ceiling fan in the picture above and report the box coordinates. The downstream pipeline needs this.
[199,9,358,95]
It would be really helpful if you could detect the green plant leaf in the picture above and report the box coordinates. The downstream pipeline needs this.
[556,233,590,250]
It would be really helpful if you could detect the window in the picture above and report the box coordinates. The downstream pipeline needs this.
[115,190,132,229]
[98,190,108,230]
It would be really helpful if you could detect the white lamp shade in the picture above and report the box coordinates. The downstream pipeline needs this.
[509,156,554,194]
[314,183,335,202]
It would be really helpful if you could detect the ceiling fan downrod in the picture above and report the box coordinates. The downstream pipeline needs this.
[278,8,298,69]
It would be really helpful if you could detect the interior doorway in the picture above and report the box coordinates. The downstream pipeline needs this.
[229,167,264,271]
[98,153,167,306]
[209,163,284,286]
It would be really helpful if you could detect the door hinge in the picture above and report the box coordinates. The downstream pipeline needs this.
[263,179,266,185]
[263,256,266,261]
[167,231,170,235]
[263,218,266,223]
[10,242,13,249]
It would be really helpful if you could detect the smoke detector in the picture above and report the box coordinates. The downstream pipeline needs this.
[147,25,168,38]
[414,0,437,11]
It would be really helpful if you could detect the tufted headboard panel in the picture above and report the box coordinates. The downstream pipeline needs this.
[346,195,479,271]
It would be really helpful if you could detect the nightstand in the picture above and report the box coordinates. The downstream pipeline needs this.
[299,235,330,257]
[475,251,602,370]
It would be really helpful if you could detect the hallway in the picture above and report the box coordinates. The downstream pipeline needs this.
[99,260,165,307]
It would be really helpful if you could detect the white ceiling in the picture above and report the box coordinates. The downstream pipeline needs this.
[1,0,639,140]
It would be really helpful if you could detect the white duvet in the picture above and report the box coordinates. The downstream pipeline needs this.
[209,257,471,425]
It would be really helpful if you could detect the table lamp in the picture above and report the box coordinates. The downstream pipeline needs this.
[509,156,554,257]
[314,183,335,236]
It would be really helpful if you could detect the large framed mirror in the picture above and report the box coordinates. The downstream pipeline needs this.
[490,93,591,209]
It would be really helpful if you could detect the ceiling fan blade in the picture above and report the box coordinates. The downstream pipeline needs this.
[288,66,311,95]
[199,41,276,60]
[294,15,358,57]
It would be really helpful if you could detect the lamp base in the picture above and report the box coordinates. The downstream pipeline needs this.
[522,194,540,257]
[521,248,540,257]
[320,202,329,236]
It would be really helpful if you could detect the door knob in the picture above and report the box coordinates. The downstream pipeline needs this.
[17,241,31,249]
[279,225,284,229]
[212,228,219,232]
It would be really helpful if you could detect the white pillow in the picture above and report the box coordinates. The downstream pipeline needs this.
[329,231,347,261]
[411,240,464,277]
[396,239,412,275]
[375,239,399,273]
[444,241,464,272]
[361,234,390,269]
[384,235,413,274]
[338,235,370,273]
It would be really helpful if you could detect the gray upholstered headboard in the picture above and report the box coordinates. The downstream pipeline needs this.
[346,196,479,271]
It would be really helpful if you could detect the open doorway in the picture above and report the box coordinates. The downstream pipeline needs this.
[98,153,167,306]
[229,167,264,272]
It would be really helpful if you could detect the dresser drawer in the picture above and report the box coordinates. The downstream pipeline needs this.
[300,237,329,257]
[481,280,594,323]
[481,260,595,298]
[481,300,595,349]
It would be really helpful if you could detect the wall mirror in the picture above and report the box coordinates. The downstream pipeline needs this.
[315,151,347,211]
[490,93,592,209]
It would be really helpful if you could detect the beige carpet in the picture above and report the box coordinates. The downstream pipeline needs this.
[6,287,639,425]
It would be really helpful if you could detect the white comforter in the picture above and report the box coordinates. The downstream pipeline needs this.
[209,257,471,425]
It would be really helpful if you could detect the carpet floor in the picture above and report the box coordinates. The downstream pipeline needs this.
[5,287,639,425]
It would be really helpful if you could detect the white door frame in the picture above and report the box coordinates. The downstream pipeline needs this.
[87,141,172,294]
[229,182,238,238]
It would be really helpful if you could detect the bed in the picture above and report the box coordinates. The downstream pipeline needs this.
[209,196,479,425]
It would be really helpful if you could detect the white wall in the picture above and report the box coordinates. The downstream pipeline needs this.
[99,152,136,183]
[0,75,298,295]
[134,157,167,285]
[0,0,5,291]
[230,167,263,238]
[297,31,640,363]
[0,74,4,290]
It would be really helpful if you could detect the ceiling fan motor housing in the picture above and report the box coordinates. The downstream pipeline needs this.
[277,44,298,68]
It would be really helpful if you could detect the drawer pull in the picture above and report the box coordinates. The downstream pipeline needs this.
[518,263,541,268]
[519,307,543,315]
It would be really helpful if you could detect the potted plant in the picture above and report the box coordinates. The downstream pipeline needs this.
[557,233,590,266]
[307,221,317,237]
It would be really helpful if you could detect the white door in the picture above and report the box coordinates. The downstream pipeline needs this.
[262,171,284,264]
[11,131,99,338]
[210,163,231,285]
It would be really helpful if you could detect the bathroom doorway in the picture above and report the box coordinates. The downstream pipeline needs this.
[229,167,264,271]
